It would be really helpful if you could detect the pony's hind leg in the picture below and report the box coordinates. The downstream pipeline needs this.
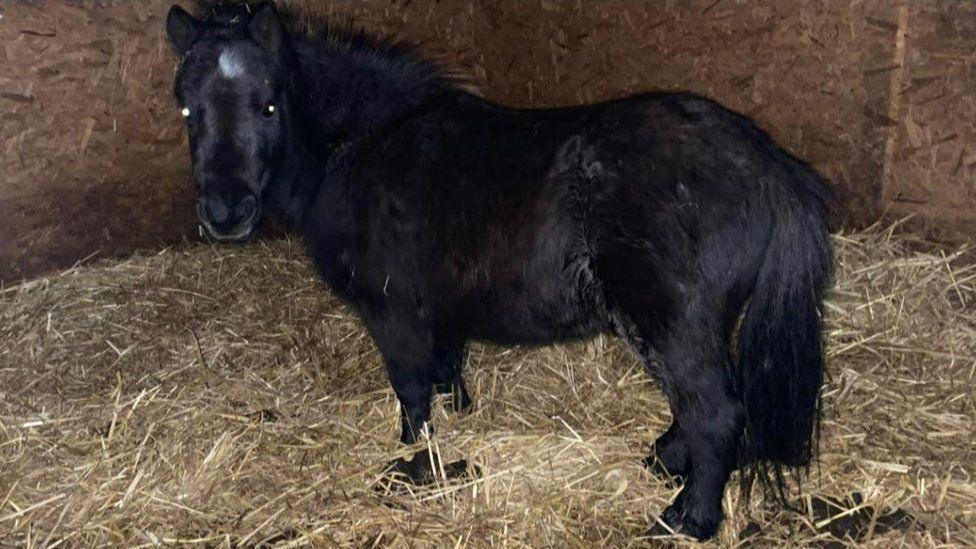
[652,349,742,539]
[610,294,742,540]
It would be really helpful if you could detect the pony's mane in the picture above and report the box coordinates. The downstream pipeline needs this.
[189,0,450,89]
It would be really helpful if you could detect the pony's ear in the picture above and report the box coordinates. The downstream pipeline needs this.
[166,5,200,56]
[247,3,283,56]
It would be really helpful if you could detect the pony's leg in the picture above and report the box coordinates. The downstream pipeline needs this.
[362,313,436,445]
[652,350,741,539]
[366,315,469,483]
[643,422,690,481]
[431,341,472,413]
[386,355,434,446]
[613,304,742,540]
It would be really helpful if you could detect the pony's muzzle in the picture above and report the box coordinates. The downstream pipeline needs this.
[197,195,258,242]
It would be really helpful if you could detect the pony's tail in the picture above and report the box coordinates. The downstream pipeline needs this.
[737,169,833,501]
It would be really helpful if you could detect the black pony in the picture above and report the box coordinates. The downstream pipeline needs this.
[166,2,832,540]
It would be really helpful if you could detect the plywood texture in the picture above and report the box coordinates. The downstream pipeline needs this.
[0,2,190,282]
[0,0,962,282]
[883,1,976,241]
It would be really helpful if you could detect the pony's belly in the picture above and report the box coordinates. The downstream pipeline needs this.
[446,226,608,345]
[456,273,608,345]
[464,306,606,346]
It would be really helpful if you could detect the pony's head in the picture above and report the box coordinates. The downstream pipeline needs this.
[167,2,289,242]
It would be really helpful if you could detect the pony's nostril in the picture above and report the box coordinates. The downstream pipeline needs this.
[204,200,231,224]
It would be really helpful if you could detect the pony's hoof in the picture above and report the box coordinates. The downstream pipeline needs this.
[378,453,476,491]
[647,501,720,541]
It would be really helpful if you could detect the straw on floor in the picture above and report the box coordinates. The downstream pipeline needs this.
[1,221,974,547]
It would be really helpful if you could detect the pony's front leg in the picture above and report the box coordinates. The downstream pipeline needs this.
[365,314,436,444]
[367,314,470,484]
[388,359,433,445]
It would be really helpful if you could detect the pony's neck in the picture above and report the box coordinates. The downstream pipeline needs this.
[267,126,318,227]
[269,33,447,230]
[294,34,445,150]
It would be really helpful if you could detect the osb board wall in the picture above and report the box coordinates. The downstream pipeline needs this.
[0,2,191,283]
[882,1,976,241]
[0,0,961,283]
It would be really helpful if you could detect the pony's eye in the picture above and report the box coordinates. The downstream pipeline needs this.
[263,103,276,118]
[180,107,191,118]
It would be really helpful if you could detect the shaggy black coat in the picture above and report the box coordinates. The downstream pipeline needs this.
[166,2,833,540]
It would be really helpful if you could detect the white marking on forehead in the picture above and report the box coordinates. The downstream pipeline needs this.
[218,48,245,79]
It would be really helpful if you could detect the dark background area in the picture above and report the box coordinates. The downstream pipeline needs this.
[2,0,974,284]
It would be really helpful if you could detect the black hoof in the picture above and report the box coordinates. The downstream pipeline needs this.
[646,501,720,541]
[377,452,476,493]
[646,518,680,538]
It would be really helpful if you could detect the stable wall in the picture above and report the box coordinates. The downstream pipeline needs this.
[1,0,971,283]
[882,2,976,241]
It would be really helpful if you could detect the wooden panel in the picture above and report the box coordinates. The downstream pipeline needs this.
[883,1,976,242]
[0,2,191,281]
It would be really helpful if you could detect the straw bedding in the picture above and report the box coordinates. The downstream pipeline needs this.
[1,222,974,547]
